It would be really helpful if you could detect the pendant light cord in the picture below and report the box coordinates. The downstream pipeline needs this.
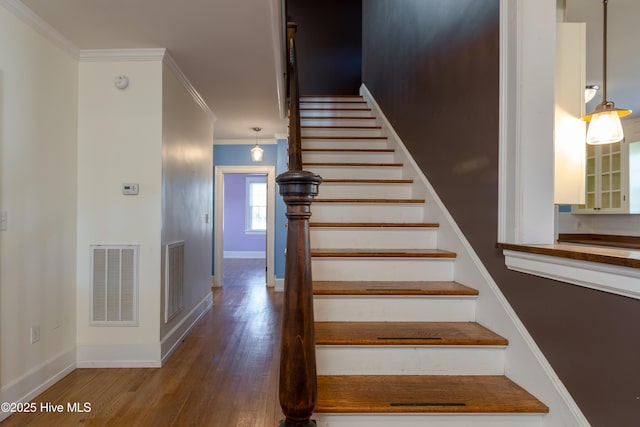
[602,0,608,103]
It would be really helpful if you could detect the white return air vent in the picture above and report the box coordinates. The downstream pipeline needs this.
[90,245,139,326]
[165,241,185,323]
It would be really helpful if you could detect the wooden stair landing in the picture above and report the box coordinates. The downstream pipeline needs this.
[313,281,479,296]
[315,322,508,346]
[316,375,549,414]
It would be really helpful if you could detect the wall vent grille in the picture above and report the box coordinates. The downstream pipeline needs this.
[90,245,138,326]
[165,241,185,323]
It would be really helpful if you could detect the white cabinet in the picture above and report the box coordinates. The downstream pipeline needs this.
[573,141,629,213]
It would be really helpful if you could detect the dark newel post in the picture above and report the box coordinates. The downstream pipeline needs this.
[278,19,321,427]
[277,171,322,427]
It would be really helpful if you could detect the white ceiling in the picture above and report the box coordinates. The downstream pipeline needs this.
[566,0,640,118]
[18,1,638,141]
[20,0,287,141]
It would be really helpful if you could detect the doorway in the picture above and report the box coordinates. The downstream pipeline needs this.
[214,166,275,287]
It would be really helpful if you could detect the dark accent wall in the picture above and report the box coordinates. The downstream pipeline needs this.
[362,1,640,426]
[287,0,362,95]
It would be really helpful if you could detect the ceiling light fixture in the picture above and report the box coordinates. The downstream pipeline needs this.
[584,84,600,103]
[250,127,264,162]
[583,0,631,145]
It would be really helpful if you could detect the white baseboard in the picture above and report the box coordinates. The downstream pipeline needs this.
[76,344,161,368]
[223,251,266,259]
[275,278,284,292]
[161,292,213,365]
[0,348,76,422]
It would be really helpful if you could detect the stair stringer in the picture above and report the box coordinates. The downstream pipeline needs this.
[360,84,589,427]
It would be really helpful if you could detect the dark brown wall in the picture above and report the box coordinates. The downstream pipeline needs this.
[362,1,640,425]
[287,0,362,95]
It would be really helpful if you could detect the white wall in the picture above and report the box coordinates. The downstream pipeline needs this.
[0,4,78,403]
[76,57,163,366]
[159,62,213,359]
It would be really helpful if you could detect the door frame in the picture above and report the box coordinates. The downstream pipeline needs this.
[214,165,276,287]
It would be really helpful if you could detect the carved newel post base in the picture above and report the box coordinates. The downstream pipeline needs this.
[276,170,322,427]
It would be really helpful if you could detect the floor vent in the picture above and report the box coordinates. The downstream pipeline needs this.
[90,245,138,326]
[165,241,185,323]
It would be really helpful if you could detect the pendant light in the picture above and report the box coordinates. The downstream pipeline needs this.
[250,127,264,162]
[583,0,631,145]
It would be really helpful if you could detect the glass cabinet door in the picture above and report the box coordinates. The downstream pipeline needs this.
[573,141,628,213]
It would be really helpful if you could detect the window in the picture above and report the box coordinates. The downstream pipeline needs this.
[246,177,267,232]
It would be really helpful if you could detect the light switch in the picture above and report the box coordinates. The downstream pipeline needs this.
[0,211,7,231]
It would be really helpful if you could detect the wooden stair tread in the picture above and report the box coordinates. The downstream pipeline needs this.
[302,136,387,140]
[315,322,508,346]
[301,95,364,98]
[310,222,439,228]
[305,162,402,167]
[300,100,367,104]
[302,148,394,153]
[301,116,375,120]
[322,179,413,184]
[316,375,549,414]
[314,198,424,204]
[313,281,478,295]
[311,249,456,258]
[301,125,382,129]
[301,108,372,111]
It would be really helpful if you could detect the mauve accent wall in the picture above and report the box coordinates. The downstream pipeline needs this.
[362,1,640,425]
[287,0,362,95]
[223,174,266,253]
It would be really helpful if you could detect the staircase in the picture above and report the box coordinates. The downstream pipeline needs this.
[300,95,549,426]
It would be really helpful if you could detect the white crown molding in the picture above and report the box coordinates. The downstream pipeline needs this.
[162,51,217,121]
[77,48,216,122]
[79,48,166,62]
[274,133,288,140]
[1,0,79,57]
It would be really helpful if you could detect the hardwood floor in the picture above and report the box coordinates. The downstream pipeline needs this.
[2,259,284,426]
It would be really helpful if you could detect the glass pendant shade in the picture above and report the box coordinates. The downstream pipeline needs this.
[581,0,631,145]
[586,109,625,144]
[251,144,264,162]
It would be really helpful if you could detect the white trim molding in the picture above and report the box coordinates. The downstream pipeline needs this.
[79,48,166,62]
[162,51,217,121]
[503,249,640,300]
[161,292,213,365]
[498,0,557,244]
[78,48,216,121]
[214,165,276,288]
[0,0,79,57]
[0,348,76,422]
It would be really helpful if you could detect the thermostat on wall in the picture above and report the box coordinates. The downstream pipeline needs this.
[122,183,139,195]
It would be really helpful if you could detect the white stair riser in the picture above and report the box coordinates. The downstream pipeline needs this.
[301,96,364,102]
[317,183,413,199]
[311,203,425,223]
[301,102,369,109]
[311,228,438,249]
[316,346,505,375]
[301,128,383,138]
[315,414,544,427]
[306,166,404,180]
[301,110,373,118]
[303,152,396,163]
[312,258,454,281]
[302,139,389,150]
[301,118,379,127]
[313,296,476,321]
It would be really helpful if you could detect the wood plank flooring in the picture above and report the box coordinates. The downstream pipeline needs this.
[1,259,284,427]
